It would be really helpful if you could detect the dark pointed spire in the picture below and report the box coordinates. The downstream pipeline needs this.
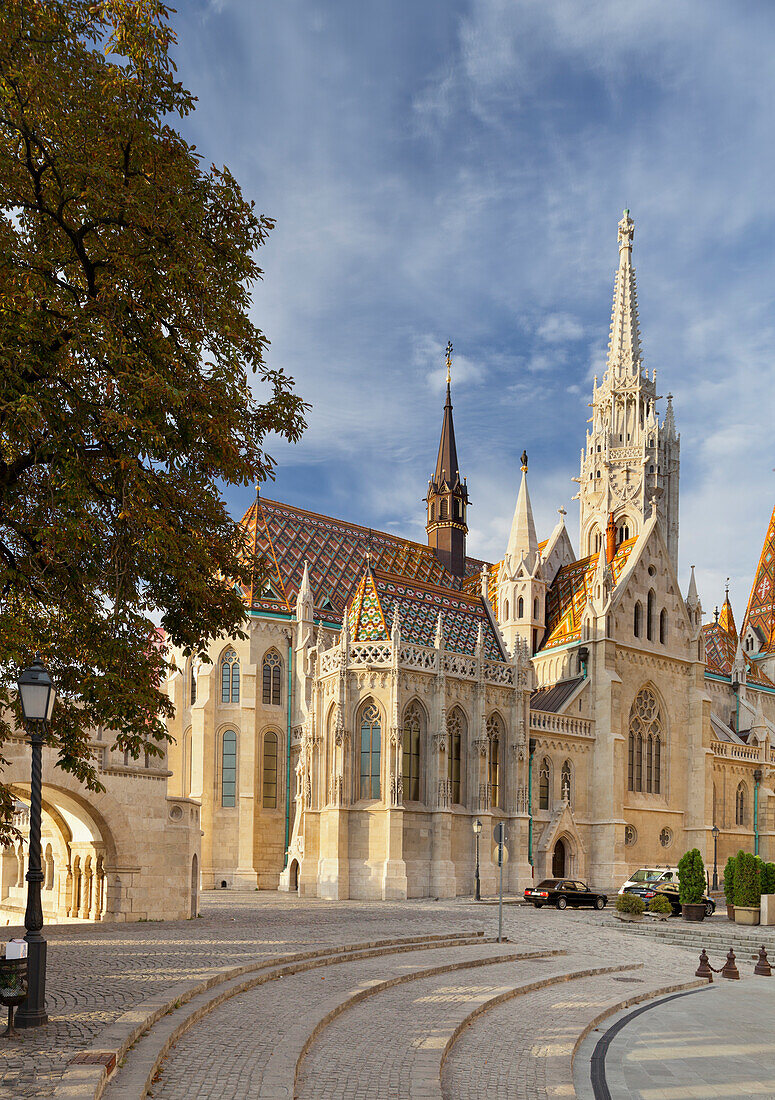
[434,342,461,487]
[426,342,469,577]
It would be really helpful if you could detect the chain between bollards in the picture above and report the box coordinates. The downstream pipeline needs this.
[695,945,772,981]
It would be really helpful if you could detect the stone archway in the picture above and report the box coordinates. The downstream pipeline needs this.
[552,838,566,878]
[289,859,300,892]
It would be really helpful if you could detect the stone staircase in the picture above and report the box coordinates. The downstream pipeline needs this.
[601,914,775,960]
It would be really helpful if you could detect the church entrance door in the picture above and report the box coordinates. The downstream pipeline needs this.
[552,839,566,878]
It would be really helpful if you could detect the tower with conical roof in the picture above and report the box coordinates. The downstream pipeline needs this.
[498,451,546,655]
[576,211,680,569]
[425,342,469,576]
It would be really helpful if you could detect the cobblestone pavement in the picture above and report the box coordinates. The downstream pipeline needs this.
[0,894,704,1100]
[575,973,775,1099]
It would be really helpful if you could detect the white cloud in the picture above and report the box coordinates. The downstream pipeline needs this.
[536,313,585,343]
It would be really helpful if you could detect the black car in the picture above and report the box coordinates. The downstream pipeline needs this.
[625,881,715,917]
[524,878,608,910]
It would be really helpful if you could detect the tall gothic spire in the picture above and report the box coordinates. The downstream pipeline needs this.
[426,342,469,576]
[606,209,642,380]
[505,451,538,570]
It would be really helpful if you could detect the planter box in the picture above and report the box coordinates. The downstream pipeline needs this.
[760,895,775,926]
[646,911,670,921]
[734,905,760,926]
[682,903,706,922]
[614,912,643,922]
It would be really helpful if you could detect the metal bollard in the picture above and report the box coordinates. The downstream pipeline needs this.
[695,948,713,982]
[720,948,740,980]
[755,946,772,977]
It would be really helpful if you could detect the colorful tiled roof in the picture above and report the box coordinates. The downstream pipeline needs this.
[240,496,489,622]
[347,569,505,660]
[743,503,775,653]
[541,539,637,651]
[460,559,502,610]
[702,621,773,686]
[718,595,736,636]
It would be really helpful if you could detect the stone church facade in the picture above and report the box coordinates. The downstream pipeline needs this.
[164,211,775,898]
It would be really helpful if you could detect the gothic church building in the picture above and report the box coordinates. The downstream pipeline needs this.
[166,212,775,897]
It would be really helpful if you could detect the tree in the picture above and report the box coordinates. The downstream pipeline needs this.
[0,1,306,838]
[677,848,705,905]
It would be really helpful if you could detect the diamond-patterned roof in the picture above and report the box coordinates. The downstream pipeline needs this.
[347,568,505,660]
[240,496,488,621]
[743,502,775,653]
[702,621,773,686]
[541,539,636,651]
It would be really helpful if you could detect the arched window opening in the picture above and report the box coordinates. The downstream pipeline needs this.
[190,662,197,706]
[453,498,460,518]
[430,503,435,521]
[503,598,509,621]
[561,759,572,804]
[517,596,524,619]
[221,730,237,807]
[262,650,282,706]
[617,524,630,543]
[486,713,503,808]
[634,602,642,637]
[533,597,539,619]
[736,782,747,826]
[660,609,668,645]
[221,650,240,704]
[646,590,655,641]
[359,702,381,800]
[447,708,465,805]
[628,688,663,794]
[539,758,551,810]
[440,499,448,519]
[263,731,278,808]
[402,702,423,803]
[182,728,192,797]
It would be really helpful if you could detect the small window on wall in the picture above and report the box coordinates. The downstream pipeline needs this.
[221,731,237,807]
[262,650,282,706]
[263,732,278,808]
[190,663,197,706]
[221,650,240,704]
[539,758,551,810]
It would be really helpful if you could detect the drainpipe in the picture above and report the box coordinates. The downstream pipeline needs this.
[578,646,589,680]
[754,767,763,857]
[283,635,293,869]
[528,738,536,869]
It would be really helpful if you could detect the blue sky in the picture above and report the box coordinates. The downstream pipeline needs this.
[174,0,775,621]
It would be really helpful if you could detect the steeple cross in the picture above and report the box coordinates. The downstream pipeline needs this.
[445,341,453,384]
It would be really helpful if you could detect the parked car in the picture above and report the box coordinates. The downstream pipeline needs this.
[524,879,608,911]
[624,881,715,917]
[618,867,679,895]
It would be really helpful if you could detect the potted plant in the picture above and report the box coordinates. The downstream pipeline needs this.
[647,893,672,921]
[733,851,761,925]
[723,855,736,920]
[678,848,706,921]
[615,892,645,922]
[759,861,775,925]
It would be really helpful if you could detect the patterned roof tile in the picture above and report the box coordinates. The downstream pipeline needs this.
[743,503,775,653]
[541,539,636,651]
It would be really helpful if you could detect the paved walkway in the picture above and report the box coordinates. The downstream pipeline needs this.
[574,974,775,1099]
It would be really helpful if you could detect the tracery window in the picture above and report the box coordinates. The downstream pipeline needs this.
[486,713,503,808]
[359,701,381,800]
[263,731,278,808]
[736,781,747,826]
[221,730,237,807]
[402,702,423,803]
[447,707,465,804]
[627,688,663,794]
[561,759,572,804]
[262,650,282,706]
[221,649,240,704]
[539,757,551,810]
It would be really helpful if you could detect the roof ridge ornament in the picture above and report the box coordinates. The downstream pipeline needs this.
[445,340,453,386]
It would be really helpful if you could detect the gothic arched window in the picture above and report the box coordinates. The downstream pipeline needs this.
[263,731,278,808]
[262,650,282,706]
[539,758,551,810]
[561,759,572,804]
[221,730,237,807]
[402,702,424,803]
[486,713,504,808]
[359,701,381,800]
[646,590,656,641]
[660,609,668,645]
[628,688,663,794]
[190,661,197,706]
[503,598,509,621]
[517,596,524,619]
[447,707,466,805]
[440,499,448,519]
[736,781,747,826]
[634,602,642,638]
[221,649,240,704]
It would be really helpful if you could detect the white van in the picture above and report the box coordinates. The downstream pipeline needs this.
[618,867,679,895]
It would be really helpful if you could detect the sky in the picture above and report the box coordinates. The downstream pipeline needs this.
[173,0,775,621]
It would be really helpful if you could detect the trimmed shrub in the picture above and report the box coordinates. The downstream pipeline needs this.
[762,862,775,896]
[616,892,646,915]
[678,848,706,905]
[734,851,761,908]
[723,855,736,907]
[648,893,673,915]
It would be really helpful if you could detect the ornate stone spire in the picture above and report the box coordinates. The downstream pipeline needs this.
[606,209,641,379]
[505,451,538,571]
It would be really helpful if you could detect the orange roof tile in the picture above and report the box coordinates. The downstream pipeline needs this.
[541,539,636,651]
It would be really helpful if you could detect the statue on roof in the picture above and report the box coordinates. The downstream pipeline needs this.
[520,450,528,471]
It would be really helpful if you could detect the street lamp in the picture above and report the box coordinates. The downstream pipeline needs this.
[711,824,720,891]
[473,818,483,901]
[15,656,55,1028]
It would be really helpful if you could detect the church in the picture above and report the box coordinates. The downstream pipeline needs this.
[165,211,775,899]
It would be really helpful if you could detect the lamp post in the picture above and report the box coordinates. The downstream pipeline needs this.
[15,657,55,1028]
[711,824,720,891]
[473,818,482,901]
